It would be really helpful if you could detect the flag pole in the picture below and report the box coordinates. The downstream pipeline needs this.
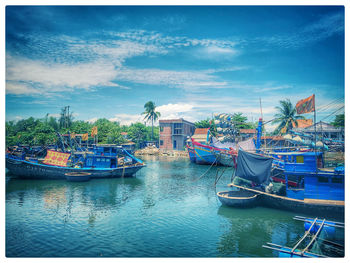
[313,95,317,173]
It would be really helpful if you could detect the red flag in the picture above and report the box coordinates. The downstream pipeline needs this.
[296,94,315,114]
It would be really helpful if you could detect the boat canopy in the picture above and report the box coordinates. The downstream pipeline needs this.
[236,150,273,185]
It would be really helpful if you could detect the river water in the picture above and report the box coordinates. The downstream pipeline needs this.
[5,156,344,257]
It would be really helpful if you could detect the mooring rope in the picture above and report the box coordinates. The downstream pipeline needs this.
[192,155,218,182]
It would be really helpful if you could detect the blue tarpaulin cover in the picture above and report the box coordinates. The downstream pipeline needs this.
[236,150,273,185]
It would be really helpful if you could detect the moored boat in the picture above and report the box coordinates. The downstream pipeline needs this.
[227,150,344,219]
[65,172,91,182]
[186,145,197,163]
[191,138,225,165]
[217,190,259,208]
[6,146,146,179]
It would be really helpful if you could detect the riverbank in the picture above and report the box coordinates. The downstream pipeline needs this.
[134,145,188,157]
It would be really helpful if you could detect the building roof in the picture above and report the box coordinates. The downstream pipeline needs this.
[294,121,342,133]
[159,118,195,126]
[239,129,256,134]
[194,128,209,135]
[190,134,207,142]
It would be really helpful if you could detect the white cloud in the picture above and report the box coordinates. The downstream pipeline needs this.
[87,117,98,124]
[6,82,42,95]
[6,55,119,95]
[109,113,143,125]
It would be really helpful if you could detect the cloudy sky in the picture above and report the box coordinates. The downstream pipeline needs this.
[5,5,345,131]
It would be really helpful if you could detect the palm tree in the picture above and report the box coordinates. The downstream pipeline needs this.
[273,99,305,134]
[142,101,161,140]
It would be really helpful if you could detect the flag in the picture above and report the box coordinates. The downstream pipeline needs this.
[82,133,88,141]
[70,132,76,139]
[43,150,70,167]
[91,126,98,137]
[296,94,315,114]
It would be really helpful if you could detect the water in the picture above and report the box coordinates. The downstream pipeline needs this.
[5,156,342,257]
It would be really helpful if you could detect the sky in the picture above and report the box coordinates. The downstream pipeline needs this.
[5,5,345,131]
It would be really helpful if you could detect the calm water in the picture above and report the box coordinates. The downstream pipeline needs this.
[5,156,343,257]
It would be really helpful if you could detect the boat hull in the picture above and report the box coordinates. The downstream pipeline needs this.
[229,184,344,219]
[217,190,259,208]
[6,157,145,179]
[186,146,196,163]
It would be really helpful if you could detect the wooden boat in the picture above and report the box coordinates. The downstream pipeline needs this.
[6,146,146,179]
[191,138,225,165]
[217,190,259,208]
[224,149,344,218]
[6,157,145,179]
[186,145,197,163]
[65,172,91,182]
[229,183,344,218]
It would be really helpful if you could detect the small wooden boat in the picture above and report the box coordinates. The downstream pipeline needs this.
[217,190,260,208]
[65,172,91,182]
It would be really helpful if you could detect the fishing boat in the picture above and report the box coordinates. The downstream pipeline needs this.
[186,145,197,163]
[227,150,344,218]
[191,138,225,165]
[6,146,146,179]
[217,189,259,208]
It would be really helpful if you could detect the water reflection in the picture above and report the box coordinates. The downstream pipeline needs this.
[6,177,143,226]
[216,206,303,257]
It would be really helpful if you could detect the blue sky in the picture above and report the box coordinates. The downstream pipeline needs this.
[5,5,345,131]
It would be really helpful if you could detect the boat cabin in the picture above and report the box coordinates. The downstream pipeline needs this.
[84,155,117,168]
[272,151,324,173]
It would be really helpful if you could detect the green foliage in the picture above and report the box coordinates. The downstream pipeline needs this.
[331,114,344,128]
[195,119,211,128]
[231,113,256,129]
[6,116,157,148]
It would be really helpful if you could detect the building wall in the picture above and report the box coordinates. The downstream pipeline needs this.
[159,124,172,150]
[159,119,195,150]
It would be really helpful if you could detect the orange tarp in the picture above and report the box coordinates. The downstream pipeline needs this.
[43,150,71,167]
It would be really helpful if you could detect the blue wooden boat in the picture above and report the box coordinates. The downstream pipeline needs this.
[6,146,146,179]
[186,145,197,163]
[191,139,224,165]
[217,190,259,208]
[227,150,344,218]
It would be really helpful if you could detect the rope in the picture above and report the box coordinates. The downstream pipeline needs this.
[192,155,218,182]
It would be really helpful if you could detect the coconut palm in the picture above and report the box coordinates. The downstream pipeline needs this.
[273,99,305,134]
[142,101,161,140]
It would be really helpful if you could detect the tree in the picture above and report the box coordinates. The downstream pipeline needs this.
[128,122,148,148]
[195,119,211,128]
[142,101,161,140]
[231,113,256,129]
[331,114,344,128]
[273,99,305,134]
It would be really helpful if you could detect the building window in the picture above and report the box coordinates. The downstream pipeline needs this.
[160,126,164,132]
[173,140,177,149]
[173,123,183,134]
[160,140,163,146]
